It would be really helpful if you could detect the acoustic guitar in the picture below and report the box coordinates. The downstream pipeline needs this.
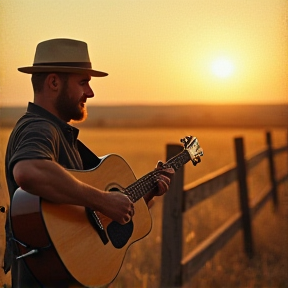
[10,135,203,288]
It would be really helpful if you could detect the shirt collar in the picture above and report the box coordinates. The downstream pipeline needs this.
[26,102,80,139]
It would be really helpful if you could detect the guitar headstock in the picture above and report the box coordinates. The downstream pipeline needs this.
[181,136,204,166]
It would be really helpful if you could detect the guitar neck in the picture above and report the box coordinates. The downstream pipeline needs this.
[124,149,191,202]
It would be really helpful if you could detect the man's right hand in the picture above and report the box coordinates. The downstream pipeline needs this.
[100,191,135,225]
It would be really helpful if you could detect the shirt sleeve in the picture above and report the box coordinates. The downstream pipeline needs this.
[8,120,60,173]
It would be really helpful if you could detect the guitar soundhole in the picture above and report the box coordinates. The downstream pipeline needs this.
[107,221,134,249]
[106,184,123,193]
[106,185,134,248]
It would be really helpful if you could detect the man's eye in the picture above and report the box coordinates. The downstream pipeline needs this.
[81,80,90,86]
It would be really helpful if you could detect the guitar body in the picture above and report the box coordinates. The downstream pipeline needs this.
[11,154,152,288]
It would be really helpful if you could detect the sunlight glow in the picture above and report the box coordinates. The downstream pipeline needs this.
[0,1,287,106]
[210,57,235,78]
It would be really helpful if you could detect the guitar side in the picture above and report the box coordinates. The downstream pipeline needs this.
[11,189,75,287]
[42,154,152,287]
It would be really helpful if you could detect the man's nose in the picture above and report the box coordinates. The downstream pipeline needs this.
[85,87,94,98]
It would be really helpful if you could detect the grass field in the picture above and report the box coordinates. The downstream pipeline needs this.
[0,127,287,287]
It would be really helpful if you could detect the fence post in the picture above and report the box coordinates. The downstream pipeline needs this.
[160,144,184,288]
[266,131,278,209]
[234,137,254,258]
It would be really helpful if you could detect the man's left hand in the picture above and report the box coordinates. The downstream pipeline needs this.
[143,161,175,206]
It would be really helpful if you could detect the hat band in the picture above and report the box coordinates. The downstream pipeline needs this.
[33,62,92,68]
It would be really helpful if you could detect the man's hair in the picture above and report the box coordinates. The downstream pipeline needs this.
[31,73,69,93]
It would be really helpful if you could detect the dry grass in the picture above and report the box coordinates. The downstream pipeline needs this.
[0,127,287,288]
[182,182,288,288]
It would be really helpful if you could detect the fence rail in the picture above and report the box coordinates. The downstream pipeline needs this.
[160,131,288,288]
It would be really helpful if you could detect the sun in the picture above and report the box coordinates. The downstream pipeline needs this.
[210,57,235,78]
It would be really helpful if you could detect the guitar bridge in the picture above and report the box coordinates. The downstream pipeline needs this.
[85,207,109,245]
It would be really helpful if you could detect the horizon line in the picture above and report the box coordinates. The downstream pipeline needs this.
[1,102,288,108]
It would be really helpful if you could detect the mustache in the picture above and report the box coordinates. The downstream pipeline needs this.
[80,94,88,103]
[78,97,87,106]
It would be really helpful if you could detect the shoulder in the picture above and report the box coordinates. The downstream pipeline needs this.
[8,115,61,148]
[15,114,60,134]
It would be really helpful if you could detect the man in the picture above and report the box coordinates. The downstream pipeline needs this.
[4,38,174,288]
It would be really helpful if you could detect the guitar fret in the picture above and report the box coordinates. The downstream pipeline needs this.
[163,150,191,171]
[125,172,158,202]
[125,150,192,202]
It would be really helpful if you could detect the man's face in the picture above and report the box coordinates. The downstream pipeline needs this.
[55,73,94,122]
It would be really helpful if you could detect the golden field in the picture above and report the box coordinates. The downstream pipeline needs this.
[0,127,287,288]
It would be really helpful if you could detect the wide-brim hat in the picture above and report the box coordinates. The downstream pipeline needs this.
[18,38,108,77]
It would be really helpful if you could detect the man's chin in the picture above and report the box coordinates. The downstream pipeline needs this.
[70,117,86,124]
[70,109,87,124]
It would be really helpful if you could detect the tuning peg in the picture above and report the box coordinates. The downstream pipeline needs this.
[192,156,202,166]
[180,136,193,147]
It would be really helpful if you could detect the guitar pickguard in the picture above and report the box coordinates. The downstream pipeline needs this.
[107,221,134,249]
[85,208,134,248]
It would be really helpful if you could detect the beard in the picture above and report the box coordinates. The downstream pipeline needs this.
[55,83,88,123]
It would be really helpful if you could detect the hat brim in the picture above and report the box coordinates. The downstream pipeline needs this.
[18,66,108,77]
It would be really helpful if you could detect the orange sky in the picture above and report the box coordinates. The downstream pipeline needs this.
[0,0,287,106]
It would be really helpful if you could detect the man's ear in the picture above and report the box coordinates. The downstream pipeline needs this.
[47,74,60,91]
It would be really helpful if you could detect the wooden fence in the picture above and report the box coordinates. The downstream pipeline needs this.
[160,131,288,288]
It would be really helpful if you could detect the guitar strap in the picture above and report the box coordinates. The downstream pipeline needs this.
[76,140,101,170]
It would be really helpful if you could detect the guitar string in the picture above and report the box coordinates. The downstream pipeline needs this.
[124,150,191,202]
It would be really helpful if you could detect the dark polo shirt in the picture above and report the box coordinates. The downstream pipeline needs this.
[4,102,100,287]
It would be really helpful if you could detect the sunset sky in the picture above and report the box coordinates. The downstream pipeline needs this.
[0,0,287,106]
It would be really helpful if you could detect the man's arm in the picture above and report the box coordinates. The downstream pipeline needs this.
[13,159,134,224]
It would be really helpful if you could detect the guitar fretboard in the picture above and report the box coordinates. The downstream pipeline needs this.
[124,149,191,202]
